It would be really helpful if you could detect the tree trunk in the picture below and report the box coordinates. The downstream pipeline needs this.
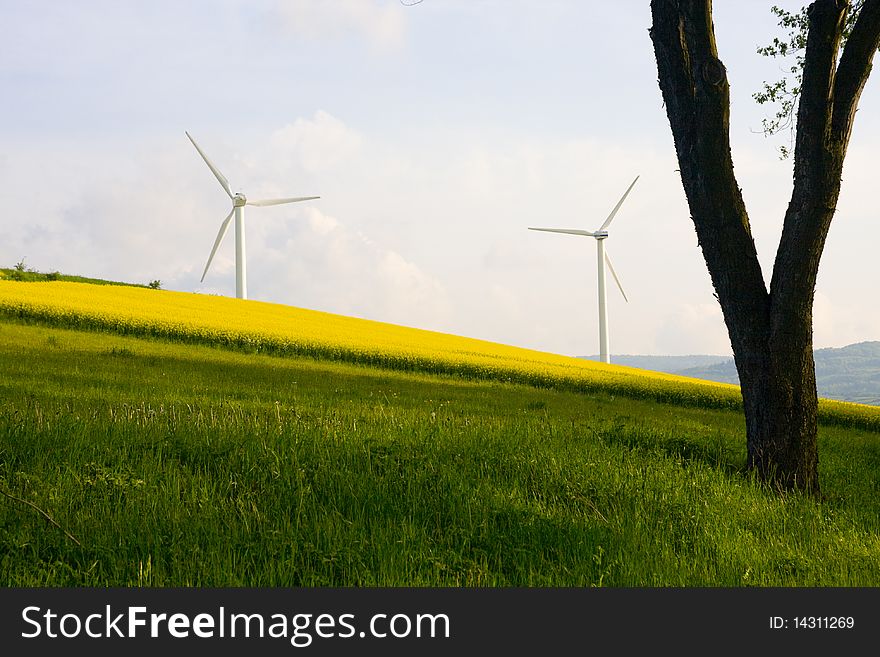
[649,0,880,494]
[734,329,819,492]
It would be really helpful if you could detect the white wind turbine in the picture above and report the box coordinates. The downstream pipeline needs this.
[186,131,319,300]
[529,175,639,364]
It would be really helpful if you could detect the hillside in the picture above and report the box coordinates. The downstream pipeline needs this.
[2,317,879,586]
[1,279,879,586]
[587,344,880,406]
[2,280,879,430]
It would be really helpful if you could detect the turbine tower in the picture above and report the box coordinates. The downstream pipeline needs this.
[186,131,319,300]
[529,175,638,364]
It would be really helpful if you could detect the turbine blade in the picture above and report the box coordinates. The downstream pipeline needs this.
[186,131,233,199]
[598,175,639,231]
[528,227,596,236]
[247,196,320,207]
[604,251,628,302]
[201,209,235,282]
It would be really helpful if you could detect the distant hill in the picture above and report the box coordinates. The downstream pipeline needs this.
[585,342,880,406]
[583,354,731,373]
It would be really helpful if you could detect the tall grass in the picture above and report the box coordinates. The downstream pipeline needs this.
[1,320,878,586]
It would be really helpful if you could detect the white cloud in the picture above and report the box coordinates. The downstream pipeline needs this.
[813,291,880,350]
[273,0,407,51]
[271,111,362,174]
[308,210,339,236]
[0,141,206,285]
[251,206,453,330]
[655,302,731,356]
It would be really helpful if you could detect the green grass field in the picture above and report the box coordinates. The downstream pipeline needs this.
[1,318,878,586]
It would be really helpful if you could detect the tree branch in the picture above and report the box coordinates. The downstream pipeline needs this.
[791,0,847,186]
[650,0,770,350]
[832,0,880,145]
[649,2,696,145]
[770,0,863,324]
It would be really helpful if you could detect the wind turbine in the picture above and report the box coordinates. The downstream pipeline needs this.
[529,175,638,364]
[186,131,319,300]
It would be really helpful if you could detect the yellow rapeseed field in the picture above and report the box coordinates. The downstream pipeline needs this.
[1,280,879,429]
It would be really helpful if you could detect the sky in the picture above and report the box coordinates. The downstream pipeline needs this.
[2,0,879,358]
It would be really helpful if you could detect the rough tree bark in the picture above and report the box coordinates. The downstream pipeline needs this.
[649,0,880,493]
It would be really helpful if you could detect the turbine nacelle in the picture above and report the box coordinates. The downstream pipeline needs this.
[233,193,247,207]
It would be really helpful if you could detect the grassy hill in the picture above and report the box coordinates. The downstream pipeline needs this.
[1,279,878,586]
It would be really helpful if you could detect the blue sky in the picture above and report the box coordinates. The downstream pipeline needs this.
[2,1,878,356]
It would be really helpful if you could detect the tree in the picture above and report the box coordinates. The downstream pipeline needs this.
[649,0,880,493]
